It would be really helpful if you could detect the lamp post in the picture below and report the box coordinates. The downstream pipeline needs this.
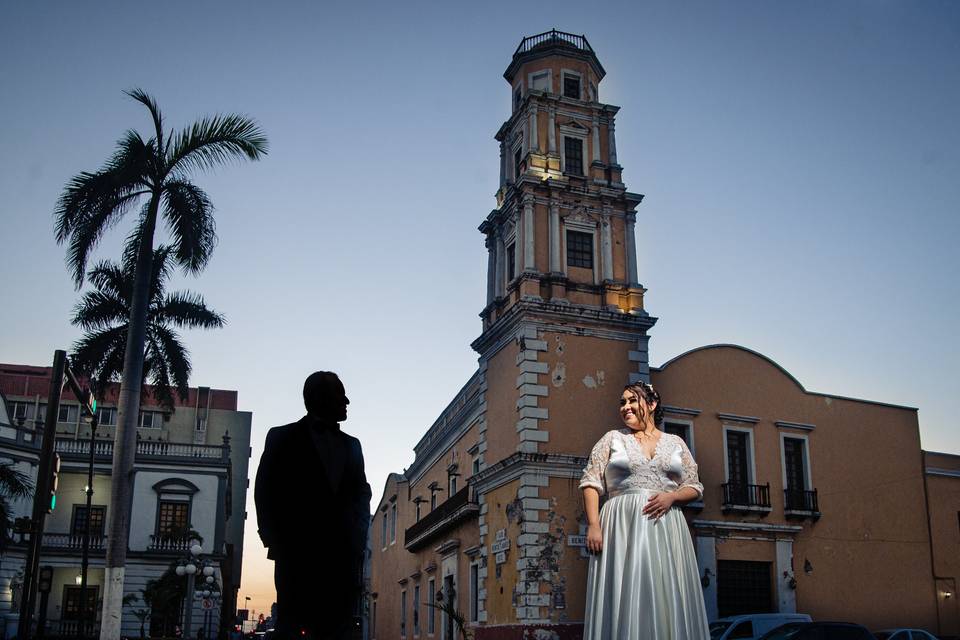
[79,410,98,639]
[175,533,210,639]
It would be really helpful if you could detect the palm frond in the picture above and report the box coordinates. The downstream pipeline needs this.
[147,246,176,307]
[0,463,33,498]
[157,291,225,330]
[160,179,217,273]
[142,335,176,410]
[124,89,164,151]
[87,259,130,300]
[71,289,129,331]
[166,113,267,177]
[152,324,191,404]
[71,326,128,382]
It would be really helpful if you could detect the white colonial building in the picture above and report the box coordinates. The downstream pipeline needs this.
[0,362,252,639]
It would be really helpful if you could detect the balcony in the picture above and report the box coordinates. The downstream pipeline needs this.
[54,437,229,464]
[42,532,106,552]
[404,487,479,552]
[721,482,772,515]
[147,534,193,553]
[784,488,821,520]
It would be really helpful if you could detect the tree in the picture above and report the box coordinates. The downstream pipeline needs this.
[70,245,226,411]
[0,463,32,552]
[54,89,266,640]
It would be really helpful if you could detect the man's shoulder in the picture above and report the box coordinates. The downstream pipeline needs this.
[265,419,306,444]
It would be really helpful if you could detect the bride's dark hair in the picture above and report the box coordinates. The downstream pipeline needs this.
[624,381,664,427]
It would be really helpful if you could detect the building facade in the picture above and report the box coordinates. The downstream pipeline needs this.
[368,30,960,640]
[0,362,252,639]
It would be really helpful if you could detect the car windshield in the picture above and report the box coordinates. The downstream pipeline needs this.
[759,623,806,640]
[710,622,732,639]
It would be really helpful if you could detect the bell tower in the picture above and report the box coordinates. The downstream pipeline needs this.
[475,30,655,372]
[462,32,659,633]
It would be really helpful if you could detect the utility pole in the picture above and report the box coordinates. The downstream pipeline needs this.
[18,349,66,638]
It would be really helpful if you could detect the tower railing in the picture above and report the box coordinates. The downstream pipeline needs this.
[514,30,594,57]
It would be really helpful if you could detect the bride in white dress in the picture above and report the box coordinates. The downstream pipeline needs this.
[580,381,710,639]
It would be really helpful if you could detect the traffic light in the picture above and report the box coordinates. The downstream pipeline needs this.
[47,453,61,513]
[80,387,97,421]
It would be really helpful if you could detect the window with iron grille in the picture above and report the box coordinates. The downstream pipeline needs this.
[400,589,407,637]
[726,430,750,486]
[783,438,807,491]
[513,87,522,112]
[566,230,593,269]
[427,578,436,634]
[156,501,189,537]
[506,243,516,281]
[62,586,98,620]
[413,584,420,635]
[563,74,581,99]
[563,136,583,175]
[470,563,479,622]
[514,147,523,180]
[717,560,773,617]
[71,505,106,538]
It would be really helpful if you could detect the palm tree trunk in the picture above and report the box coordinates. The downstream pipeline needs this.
[100,196,158,640]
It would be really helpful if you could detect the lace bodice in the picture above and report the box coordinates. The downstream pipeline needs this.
[579,428,704,499]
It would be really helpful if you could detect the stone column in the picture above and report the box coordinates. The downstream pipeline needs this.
[495,229,506,298]
[601,207,613,281]
[608,118,619,165]
[592,114,601,164]
[547,107,557,154]
[499,140,506,188]
[523,198,536,272]
[625,211,638,286]
[549,200,562,274]
[486,233,496,305]
[529,108,539,153]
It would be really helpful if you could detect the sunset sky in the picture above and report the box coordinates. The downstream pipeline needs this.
[2,0,958,615]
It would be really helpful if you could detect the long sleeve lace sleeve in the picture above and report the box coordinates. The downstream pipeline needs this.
[579,431,615,496]
[678,438,704,500]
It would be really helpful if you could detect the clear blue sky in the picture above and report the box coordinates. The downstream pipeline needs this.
[2,0,958,611]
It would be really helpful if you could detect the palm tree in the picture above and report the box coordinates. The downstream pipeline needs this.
[70,245,225,411]
[0,463,32,552]
[54,89,266,640]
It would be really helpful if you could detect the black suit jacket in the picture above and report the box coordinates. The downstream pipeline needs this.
[254,416,371,564]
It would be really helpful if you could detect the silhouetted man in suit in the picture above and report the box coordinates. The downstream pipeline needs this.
[255,372,371,640]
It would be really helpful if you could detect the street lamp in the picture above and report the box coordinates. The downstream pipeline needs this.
[175,532,209,638]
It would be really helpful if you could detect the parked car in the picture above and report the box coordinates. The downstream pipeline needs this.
[758,621,878,640]
[711,614,814,640]
[874,630,939,640]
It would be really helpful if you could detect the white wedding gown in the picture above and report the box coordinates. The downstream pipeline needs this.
[580,428,710,640]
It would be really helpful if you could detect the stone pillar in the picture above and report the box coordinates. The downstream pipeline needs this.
[547,107,557,154]
[601,207,613,281]
[499,140,506,188]
[529,108,539,153]
[625,211,638,286]
[523,198,536,272]
[486,233,496,305]
[608,118,619,165]
[696,535,718,622]
[495,229,506,298]
[776,539,797,613]
[549,200,561,274]
[592,114,601,163]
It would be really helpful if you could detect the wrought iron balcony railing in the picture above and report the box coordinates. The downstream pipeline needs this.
[784,488,821,517]
[721,482,772,511]
[404,486,479,551]
[514,30,594,57]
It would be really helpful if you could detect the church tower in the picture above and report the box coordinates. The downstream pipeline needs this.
[468,30,657,633]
